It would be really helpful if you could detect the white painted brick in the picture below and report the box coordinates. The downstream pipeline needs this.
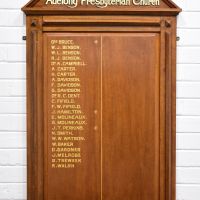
[0,80,26,97]
[177,12,200,28]
[173,0,186,10]
[174,0,200,11]
[6,45,26,62]
[0,97,26,114]
[177,185,200,200]
[177,29,200,46]
[177,133,200,150]
[177,82,200,98]
[0,0,28,9]
[177,117,200,133]
[3,45,26,62]
[0,150,26,166]
[0,47,6,61]
[0,63,26,79]
[177,167,200,184]
[0,45,26,62]
[177,99,200,116]
[0,132,26,148]
[0,10,24,27]
[177,151,200,166]
[0,115,26,132]
[0,166,26,183]
[177,64,200,81]
[0,27,26,44]
[177,47,200,64]
[0,183,26,200]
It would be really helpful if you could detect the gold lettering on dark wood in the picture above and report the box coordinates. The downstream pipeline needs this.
[50,39,87,169]
[45,0,160,7]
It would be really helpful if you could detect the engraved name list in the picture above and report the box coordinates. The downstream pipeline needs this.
[49,39,87,169]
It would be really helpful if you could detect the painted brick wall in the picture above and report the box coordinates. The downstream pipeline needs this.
[0,0,199,199]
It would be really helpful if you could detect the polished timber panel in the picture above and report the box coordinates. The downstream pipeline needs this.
[43,33,161,200]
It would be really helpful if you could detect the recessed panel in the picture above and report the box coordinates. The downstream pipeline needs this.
[43,33,161,200]
[44,34,101,200]
[102,34,160,200]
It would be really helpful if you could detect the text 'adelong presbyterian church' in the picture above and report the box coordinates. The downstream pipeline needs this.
[45,0,160,8]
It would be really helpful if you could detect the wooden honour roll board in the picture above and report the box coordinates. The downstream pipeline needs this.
[22,1,181,200]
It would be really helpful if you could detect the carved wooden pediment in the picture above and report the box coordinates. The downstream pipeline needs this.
[22,0,181,15]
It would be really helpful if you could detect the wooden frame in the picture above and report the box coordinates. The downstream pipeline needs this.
[22,1,181,199]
